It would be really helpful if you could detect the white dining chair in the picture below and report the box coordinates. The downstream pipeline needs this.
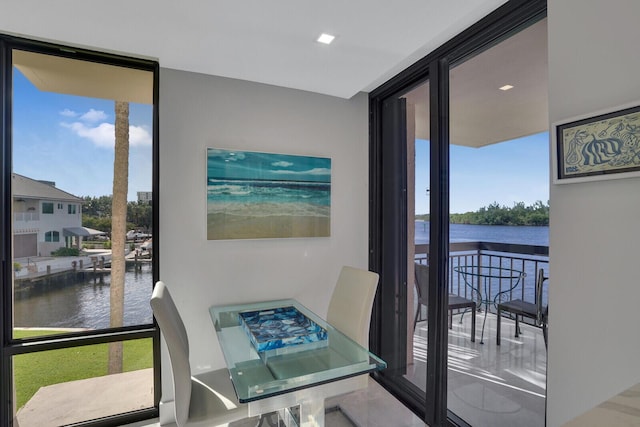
[151,281,248,427]
[323,266,380,423]
[327,265,379,349]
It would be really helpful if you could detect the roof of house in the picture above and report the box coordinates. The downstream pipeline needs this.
[12,173,83,203]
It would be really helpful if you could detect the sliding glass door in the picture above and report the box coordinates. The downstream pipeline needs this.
[369,1,547,426]
[447,18,549,427]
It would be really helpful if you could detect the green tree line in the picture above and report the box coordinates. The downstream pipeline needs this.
[417,201,549,226]
[81,195,152,235]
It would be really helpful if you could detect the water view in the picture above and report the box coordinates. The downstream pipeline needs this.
[12,224,549,331]
[14,263,153,330]
[415,221,549,246]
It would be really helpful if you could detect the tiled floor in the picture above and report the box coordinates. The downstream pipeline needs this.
[226,380,426,427]
[406,311,547,427]
[128,379,426,427]
[325,379,427,427]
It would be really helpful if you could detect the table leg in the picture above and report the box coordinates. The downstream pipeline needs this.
[299,398,325,427]
[278,399,325,427]
[480,304,488,344]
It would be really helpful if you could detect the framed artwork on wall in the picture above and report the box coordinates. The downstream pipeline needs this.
[206,148,331,240]
[553,102,640,183]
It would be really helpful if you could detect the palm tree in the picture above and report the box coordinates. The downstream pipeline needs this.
[108,101,129,374]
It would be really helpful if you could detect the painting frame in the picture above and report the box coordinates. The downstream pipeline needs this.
[553,101,640,184]
[206,147,331,240]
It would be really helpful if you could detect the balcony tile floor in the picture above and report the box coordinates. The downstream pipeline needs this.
[406,311,547,427]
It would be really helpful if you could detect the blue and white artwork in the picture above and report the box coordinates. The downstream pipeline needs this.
[557,105,640,180]
[239,306,328,353]
[207,148,331,240]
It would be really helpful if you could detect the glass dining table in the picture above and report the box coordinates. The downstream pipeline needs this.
[209,299,386,427]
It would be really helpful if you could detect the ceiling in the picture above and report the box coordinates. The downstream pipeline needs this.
[1,0,509,99]
[405,18,548,147]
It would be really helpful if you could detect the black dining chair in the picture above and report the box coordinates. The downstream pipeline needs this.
[496,268,548,347]
[414,263,476,342]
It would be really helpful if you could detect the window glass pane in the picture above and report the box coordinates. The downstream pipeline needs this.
[405,81,430,398]
[13,337,154,425]
[447,18,549,427]
[11,50,154,338]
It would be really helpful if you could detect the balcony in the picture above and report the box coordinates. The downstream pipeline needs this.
[408,242,548,427]
[14,211,40,224]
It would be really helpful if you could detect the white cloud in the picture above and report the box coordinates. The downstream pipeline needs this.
[208,150,246,161]
[80,109,108,123]
[129,125,152,146]
[272,167,331,176]
[272,161,293,168]
[61,121,152,148]
[60,108,78,117]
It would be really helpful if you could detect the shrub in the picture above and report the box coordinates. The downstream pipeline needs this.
[51,247,80,257]
[13,262,21,272]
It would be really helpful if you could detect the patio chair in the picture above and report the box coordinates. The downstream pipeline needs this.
[150,281,248,427]
[496,268,548,347]
[414,263,476,342]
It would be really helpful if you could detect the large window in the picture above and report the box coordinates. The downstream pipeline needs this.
[1,36,160,426]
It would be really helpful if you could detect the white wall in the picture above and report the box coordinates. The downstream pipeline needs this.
[158,68,369,397]
[547,1,640,425]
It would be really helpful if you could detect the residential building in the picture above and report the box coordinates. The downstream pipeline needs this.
[12,173,82,257]
[137,191,152,204]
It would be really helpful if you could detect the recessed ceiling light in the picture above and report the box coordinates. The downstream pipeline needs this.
[499,84,514,91]
[317,33,335,45]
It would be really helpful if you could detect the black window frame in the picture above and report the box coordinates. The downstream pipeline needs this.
[368,1,547,426]
[0,35,161,427]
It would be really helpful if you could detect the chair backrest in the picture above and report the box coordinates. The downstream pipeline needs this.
[327,266,379,349]
[414,263,429,306]
[150,281,192,427]
[535,269,548,325]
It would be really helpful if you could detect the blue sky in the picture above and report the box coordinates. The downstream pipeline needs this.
[415,132,550,214]
[207,148,331,183]
[12,66,547,211]
[12,68,153,201]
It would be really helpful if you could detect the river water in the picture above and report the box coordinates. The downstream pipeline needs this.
[14,263,153,331]
[13,223,549,330]
[415,221,549,246]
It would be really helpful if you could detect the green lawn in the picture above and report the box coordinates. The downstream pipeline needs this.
[13,330,153,409]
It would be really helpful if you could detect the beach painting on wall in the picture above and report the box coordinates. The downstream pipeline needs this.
[207,148,331,240]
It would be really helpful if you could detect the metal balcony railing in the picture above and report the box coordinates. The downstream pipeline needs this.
[414,241,549,324]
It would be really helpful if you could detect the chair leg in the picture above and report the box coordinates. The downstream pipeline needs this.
[449,309,453,329]
[543,324,548,349]
[470,306,476,343]
[514,316,520,338]
[496,308,501,345]
[413,305,420,332]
